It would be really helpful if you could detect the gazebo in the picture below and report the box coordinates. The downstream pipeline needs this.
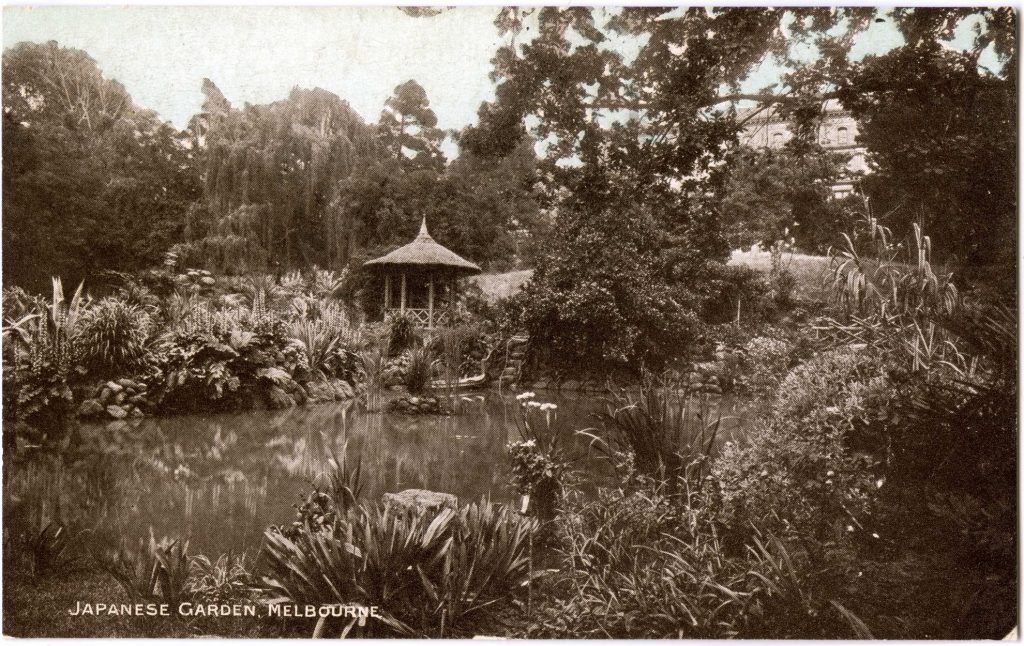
[363,218,481,328]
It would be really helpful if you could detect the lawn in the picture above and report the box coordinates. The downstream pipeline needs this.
[727,248,833,302]
[471,250,834,304]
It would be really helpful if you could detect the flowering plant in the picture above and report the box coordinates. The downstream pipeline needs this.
[506,391,569,519]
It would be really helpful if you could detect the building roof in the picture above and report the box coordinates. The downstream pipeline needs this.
[363,218,481,276]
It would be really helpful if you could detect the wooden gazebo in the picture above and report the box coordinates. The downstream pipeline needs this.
[363,218,481,328]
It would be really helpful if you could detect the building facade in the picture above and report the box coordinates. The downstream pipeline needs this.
[737,99,867,197]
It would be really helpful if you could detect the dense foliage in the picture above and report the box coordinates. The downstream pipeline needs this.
[838,41,1016,268]
[512,202,703,373]
[3,42,200,290]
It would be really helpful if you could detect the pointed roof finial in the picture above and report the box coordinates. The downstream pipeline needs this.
[417,216,431,240]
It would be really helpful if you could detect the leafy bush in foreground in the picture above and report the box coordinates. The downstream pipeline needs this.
[262,499,536,637]
[529,480,866,638]
[713,348,896,543]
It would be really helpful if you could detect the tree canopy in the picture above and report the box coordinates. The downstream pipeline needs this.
[3,41,199,289]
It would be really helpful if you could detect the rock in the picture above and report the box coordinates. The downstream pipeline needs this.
[129,407,145,418]
[114,392,127,405]
[383,489,457,512]
[77,399,105,418]
[129,394,147,405]
[335,380,355,400]
[266,386,295,410]
[116,378,134,389]
[561,379,581,391]
[105,405,128,419]
[98,387,113,404]
[304,380,334,403]
[106,381,124,394]
[200,276,216,286]
[408,396,420,405]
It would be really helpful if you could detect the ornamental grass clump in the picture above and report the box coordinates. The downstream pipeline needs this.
[77,296,153,377]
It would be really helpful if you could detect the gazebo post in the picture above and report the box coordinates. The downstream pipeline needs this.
[428,274,435,328]
[362,218,480,327]
[400,272,407,313]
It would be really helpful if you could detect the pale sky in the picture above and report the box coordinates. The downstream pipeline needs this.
[3,5,997,149]
[3,6,507,135]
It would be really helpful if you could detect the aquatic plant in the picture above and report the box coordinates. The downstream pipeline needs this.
[585,372,720,488]
[358,347,388,411]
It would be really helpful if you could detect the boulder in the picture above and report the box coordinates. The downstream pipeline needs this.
[114,392,127,405]
[266,386,295,410]
[382,489,457,512]
[105,381,124,394]
[98,387,113,404]
[105,405,128,419]
[77,399,105,418]
[332,379,355,400]
[129,407,145,418]
[116,378,134,389]
[304,380,334,403]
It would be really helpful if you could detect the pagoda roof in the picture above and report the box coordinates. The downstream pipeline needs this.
[363,218,481,276]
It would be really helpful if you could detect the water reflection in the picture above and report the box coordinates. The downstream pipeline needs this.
[4,392,752,556]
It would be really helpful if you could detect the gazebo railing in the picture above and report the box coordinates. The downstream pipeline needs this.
[385,307,449,329]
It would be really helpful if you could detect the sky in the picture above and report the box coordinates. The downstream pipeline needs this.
[3,5,997,153]
[3,6,507,136]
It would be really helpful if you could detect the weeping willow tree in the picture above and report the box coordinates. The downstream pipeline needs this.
[184,80,379,273]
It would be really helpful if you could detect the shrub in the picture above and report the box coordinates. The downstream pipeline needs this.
[384,311,417,356]
[530,481,865,638]
[712,348,896,543]
[512,204,704,375]
[155,304,305,412]
[733,335,795,397]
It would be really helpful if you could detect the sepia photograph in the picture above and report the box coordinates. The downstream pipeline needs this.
[0,5,1018,639]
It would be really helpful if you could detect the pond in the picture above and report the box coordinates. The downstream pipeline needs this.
[4,391,754,557]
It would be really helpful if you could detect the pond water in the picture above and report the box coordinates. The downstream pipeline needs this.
[4,392,753,557]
